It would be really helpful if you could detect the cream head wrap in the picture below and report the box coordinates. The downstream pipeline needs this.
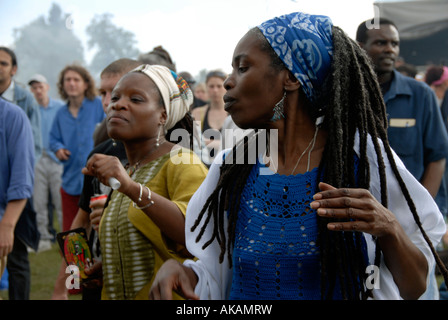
[132,64,193,130]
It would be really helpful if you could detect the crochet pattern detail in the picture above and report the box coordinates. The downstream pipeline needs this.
[229,161,322,300]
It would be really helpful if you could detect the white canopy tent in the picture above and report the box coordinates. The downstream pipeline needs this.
[374,0,448,65]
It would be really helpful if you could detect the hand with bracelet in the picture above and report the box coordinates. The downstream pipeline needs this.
[80,64,208,300]
[82,150,188,246]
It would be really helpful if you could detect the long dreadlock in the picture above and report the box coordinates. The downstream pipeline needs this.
[190,26,448,299]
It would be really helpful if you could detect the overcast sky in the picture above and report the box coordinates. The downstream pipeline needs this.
[0,0,379,77]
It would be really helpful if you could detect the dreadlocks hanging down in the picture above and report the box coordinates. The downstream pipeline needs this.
[189,12,448,300]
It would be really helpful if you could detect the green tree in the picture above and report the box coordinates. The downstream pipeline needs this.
[86,13,140,78]
[12,3,85,99]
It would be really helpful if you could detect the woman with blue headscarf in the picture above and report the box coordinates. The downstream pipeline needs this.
[149,12,446,300]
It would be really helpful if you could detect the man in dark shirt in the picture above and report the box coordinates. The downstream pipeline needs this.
[357,18,448,300]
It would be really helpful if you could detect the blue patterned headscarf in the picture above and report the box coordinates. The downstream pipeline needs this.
[258,12,334,104]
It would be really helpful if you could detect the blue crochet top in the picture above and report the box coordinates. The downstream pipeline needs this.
[229,157,363,300]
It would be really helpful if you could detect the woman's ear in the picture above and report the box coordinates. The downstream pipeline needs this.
[160,109,167,125]
[283,70,301,91]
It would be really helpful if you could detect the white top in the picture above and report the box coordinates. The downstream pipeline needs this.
[184,132,446,300]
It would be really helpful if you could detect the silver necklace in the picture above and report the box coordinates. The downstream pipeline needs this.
[290,126,320,175]
[126,140,166,176]
[264,125,320,175]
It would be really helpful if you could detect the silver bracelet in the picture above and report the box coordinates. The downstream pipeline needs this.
[133,185,154,209]
[137,183,143,202]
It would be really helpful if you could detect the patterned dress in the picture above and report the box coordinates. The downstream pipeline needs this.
[99,149,208,300]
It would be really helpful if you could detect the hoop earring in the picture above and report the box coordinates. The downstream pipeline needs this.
[270,91,286,122]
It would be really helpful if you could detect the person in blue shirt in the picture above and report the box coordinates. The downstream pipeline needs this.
[0,99,35,297]
[0,47,42,159]
[356,18,448,300]
[0,46,41,300]
[50,64,105,234]
[356,18,448,205]
[29,74,64,252]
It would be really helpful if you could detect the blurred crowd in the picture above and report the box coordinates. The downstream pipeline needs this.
[1,13,448,301]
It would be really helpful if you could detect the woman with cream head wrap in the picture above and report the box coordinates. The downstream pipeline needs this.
[81,64,208,300]
[133,64,193,131]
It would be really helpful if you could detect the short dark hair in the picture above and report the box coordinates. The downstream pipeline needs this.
[138,46,176,72]
[0,47,17,67]
[425,65,445,86]
[205,70,227,83]
[396,63,418,78]
[356,18,398,44]
[100,58,141,78]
